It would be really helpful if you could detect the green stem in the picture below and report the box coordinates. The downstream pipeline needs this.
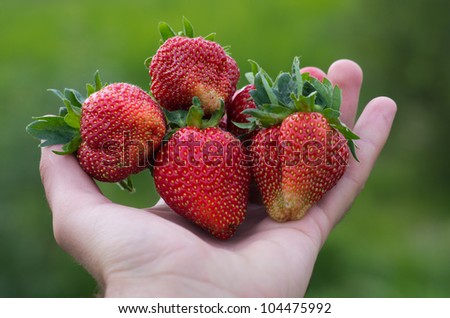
[117,176,135,193]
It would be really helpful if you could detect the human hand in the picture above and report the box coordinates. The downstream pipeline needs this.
[39,59,396,297]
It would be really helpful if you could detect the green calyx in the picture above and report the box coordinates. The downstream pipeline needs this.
[158,16,216,42]
[26,71,106,155]
[163,97,225,140]
[241,57,360,160]
[144,17,218,69]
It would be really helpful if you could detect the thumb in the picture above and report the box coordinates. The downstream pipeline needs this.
[39,146,110,251]
[39,146,108,213]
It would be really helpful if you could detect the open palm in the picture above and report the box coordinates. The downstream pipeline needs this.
[40,60,396,297]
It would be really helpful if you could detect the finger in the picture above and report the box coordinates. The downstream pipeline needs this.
[315,96,397,230]
[40,146,108,214]
[300,66,327,81]
[327,59,363,129]
[40,146,111,254]
[40,146,132,283]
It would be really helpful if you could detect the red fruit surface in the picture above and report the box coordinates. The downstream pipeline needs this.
[226,55,240,89]
[153,127,250,239]
[226,84,257,137]
[251,126,282,214]
[251,112,349,221]
[78,83,166,182]
[149,36,239,115]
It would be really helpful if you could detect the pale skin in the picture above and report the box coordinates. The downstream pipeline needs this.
[39,60,397,297]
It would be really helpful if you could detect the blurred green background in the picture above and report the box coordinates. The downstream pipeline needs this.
[1,0,449,297]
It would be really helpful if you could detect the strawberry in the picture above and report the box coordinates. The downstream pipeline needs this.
[226,60,273,139]
[147,18,239,116]
[153,100,250,239]
[242,57,359,221]
[78,82,166,183]
[26,72,166,189]
[226,84,257,137]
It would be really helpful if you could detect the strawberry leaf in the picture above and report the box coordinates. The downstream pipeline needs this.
[158,17,203,42]
[331,85,342,111]
[242,108,284,127]
[303,81,326,107]
[329,119,360,141]
[232,121,257,130]
[94,70,103,92]
[159,22,176,42]
[49,89,81,129]
[52,134,82,155]
[144,56,153,69]
[86,83,96,96]
[308,77,331,109]
[292,91,317,113]
[26,116,80,147]
[64,88,85,107]
[245,72,255,85]
[58,107,68,116]
[259,104,294,117]
[63,111,81,129]
[308,77,341,112]
[322,107,341,119]
[203,33,216,41]
[186,104,204,128]
[203,100,225,129]
[251,73,271,106]
[248,60,260,78]
[291,56,303,97]
[47,88,65,100]
[85,70,106,97]
[116,176,135,193]
[163,108,188,129]
[274,73,296,108]
[347,140,359,162]
[261,72,279,105]
[182,16,194,38]
[162,98,225,141]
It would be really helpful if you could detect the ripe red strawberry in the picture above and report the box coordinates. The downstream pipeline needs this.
[243,57,359,221]
[78,82,166,183]
[148,18,239,115]
[226,84,257,137]
[26,72,166,189]
[153,102,250,239]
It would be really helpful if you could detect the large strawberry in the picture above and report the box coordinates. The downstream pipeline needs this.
[26,72,166,190]
[153,100,250,239]
[147,18,239,115]
[241,57,359,222]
